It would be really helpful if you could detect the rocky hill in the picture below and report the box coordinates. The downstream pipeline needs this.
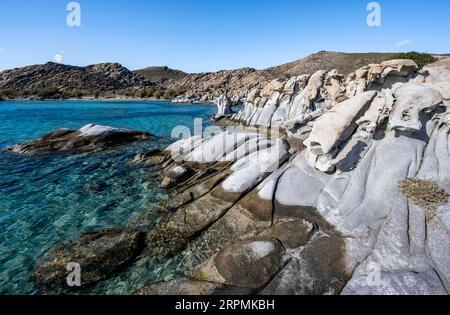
[0,62,155,97]
[165,67,273,102]
[134,66,188,84]
[1,51,447,100]
[167,51,401,102]
[265,51,396,78]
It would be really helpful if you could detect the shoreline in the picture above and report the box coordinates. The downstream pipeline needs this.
[0,97,215,106]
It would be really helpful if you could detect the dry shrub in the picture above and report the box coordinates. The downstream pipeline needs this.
[399,178,448,224]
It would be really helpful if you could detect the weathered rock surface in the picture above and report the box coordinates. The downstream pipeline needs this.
[6,124,151,154]
[213,94,233,120]
[228,60,419,132]
[194,237,286,289]
[34,230,144,291]
[138,58,450,296]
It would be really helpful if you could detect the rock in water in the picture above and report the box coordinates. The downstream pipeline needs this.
[6,124,152,154]
[33,230,144,291]
[213,95,233,120]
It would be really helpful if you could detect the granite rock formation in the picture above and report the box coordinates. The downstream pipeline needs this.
[139,58,450,295]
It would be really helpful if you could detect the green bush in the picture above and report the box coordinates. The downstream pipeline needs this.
[162,89,185,99]
[34,86,61,99]
[390,52,437,69]
[138,89,148,98]
[64,89,83,99]
[0,89,16,98]
[152,89,165,99]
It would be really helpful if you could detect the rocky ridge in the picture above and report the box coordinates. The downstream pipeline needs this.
[167,52,407,103]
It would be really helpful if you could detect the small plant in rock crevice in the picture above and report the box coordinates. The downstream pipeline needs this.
[399,178,448,224]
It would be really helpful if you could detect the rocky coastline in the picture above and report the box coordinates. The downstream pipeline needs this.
[7,57,450,295]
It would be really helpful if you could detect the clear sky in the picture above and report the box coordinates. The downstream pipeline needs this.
[0,0,449,73]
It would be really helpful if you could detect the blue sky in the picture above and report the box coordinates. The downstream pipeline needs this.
[0,0,449,72]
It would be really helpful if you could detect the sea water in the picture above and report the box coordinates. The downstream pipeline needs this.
[0,100,216,294]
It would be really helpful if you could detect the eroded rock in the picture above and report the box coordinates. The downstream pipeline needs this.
[194,237,285,290]
[7,124,151,155]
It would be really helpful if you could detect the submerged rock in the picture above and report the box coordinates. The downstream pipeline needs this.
[133,149,169,166]
[136,278,253,295]
[34,229,145,291]
[6,124,152,155]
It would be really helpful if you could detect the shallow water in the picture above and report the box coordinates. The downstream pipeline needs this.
[0,100,216,294]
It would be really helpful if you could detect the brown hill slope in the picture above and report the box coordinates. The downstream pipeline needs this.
[265,51,396,78]
[134,66,187,84]
[0,62,154,96]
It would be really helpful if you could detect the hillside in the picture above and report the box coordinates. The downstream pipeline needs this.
[1,51,446,100]
[265,51,396,78]
[0,62,155,97]
[164,67,273,101]
[134,66,188,84]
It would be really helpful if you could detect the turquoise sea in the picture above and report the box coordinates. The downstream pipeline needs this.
[0,100,216,295]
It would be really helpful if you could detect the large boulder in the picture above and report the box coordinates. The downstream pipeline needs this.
[304,91,377,156]
[6,124,151,155]
[194,237,286,290]
[214,95,233,119]
[388,83,443,132]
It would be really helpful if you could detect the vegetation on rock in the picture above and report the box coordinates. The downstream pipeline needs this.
[399,178,448,223]
[390,52,437,69]
[134,66,188,84]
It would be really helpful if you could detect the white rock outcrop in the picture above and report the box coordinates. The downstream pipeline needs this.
[163,58,450,295]
[214,95,233,119]
[229,60,419,135]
